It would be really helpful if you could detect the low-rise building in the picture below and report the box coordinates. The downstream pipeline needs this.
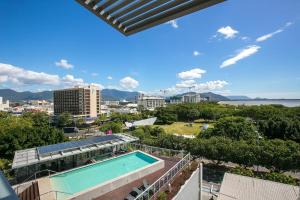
[137,94,165,110]
[103,101,119,106]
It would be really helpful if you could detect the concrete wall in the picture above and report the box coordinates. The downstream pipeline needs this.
[173,167,199,200]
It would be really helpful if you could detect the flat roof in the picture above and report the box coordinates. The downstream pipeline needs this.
[75,0,225,36]
[218,173,299,200]
[12,134,138,169]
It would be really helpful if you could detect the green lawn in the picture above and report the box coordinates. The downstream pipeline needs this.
[153,122,201,135]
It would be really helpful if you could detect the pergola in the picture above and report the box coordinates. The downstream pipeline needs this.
[76,0,225,36]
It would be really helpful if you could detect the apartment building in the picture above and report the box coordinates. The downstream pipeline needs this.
[170,92,202,104]
[0,97,9,111]
[137,94,165,110]
[54,85,101,118]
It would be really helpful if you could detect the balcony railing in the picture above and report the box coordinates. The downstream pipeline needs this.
[134,152,191,200]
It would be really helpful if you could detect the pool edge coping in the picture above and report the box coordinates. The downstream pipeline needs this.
[50,150,164,199]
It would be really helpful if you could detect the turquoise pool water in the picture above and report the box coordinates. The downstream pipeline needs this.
[50,151,157,199]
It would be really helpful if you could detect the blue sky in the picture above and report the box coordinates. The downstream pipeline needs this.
[0,0,299,98]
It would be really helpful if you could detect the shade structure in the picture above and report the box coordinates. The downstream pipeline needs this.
[37,135,119,156]
[76,0,225,36]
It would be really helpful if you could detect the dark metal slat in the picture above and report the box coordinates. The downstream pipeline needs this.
[95,0,119,12]
[125,0,225,35]
[86,0,101,7]
[123,0,189,27]
[75,0,126,35]
[118,0,171,23]
[106,0,135,14]
[111,0,152,19]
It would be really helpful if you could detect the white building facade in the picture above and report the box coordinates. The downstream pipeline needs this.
[137,94,165,110]
[0,97,9,111]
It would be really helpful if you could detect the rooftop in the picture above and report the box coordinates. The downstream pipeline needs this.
[218,173,299,200]
[125,117,157,127]
[75,0,225,36]
[12,134,138,169]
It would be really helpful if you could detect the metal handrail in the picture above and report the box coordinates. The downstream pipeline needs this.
[134,153,191,200]
[14,169,57,195]
[34,190,73,200]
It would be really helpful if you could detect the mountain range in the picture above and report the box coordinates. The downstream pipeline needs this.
[0,89,139,102]
[0,89,234,102]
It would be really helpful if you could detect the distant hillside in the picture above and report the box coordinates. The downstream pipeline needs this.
[0,89,53,102]
[101,89,139,101]
[0,88,139,102]
[168,92,229,102]
[227,95,252,100]
[200,92,230,101]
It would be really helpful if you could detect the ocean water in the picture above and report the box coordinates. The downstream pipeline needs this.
[219,100,300,107]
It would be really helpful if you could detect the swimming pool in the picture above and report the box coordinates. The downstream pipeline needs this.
[50,151,164,199]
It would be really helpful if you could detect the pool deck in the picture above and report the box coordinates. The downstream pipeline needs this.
[38,177,54,200]
[95,156,180,200]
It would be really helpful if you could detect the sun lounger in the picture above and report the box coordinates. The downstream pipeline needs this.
[133,187,143,195]
[124,194,136,200]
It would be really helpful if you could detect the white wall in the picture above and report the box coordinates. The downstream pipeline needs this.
[173,167,200,200]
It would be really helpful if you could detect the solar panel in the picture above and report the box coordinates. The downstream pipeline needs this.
[75,0,225,36]
[37,135,119,156]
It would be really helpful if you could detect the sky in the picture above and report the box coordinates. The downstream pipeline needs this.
[0,0,300,98]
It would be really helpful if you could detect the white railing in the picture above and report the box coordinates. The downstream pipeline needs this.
[130,143,186,159]
[134,153,191,200]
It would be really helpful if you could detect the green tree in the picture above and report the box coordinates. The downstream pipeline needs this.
[99,121,123,133]
[207,116,257,140]
[57,112,72,127]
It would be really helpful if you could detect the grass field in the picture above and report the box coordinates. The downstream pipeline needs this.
[153,122,201,136]
[154,119,214,136]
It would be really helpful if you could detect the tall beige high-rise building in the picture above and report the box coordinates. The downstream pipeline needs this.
[54,85,101,118]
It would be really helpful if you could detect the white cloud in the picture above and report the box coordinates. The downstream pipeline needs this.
[217,26,239,39]
[0,63,95,89]
[241,36,250,41]
[91,83,104,90]
[256,29,283,42]
[119,76,139,90]
[256,21,293,42]
[178,68,206,79]
[62,75,85,86]
[220,45,261,68]
[176,80,196,88]
[285,22,293,27]
[55,59,74,69]
[166,20,178,28]
[91,73,98,77]
[193,80,228,91]
[0,63,61,85]
[0,75,8,83]
[107,76,113,80]
[193,51,202,56]
[163,80,228,95]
